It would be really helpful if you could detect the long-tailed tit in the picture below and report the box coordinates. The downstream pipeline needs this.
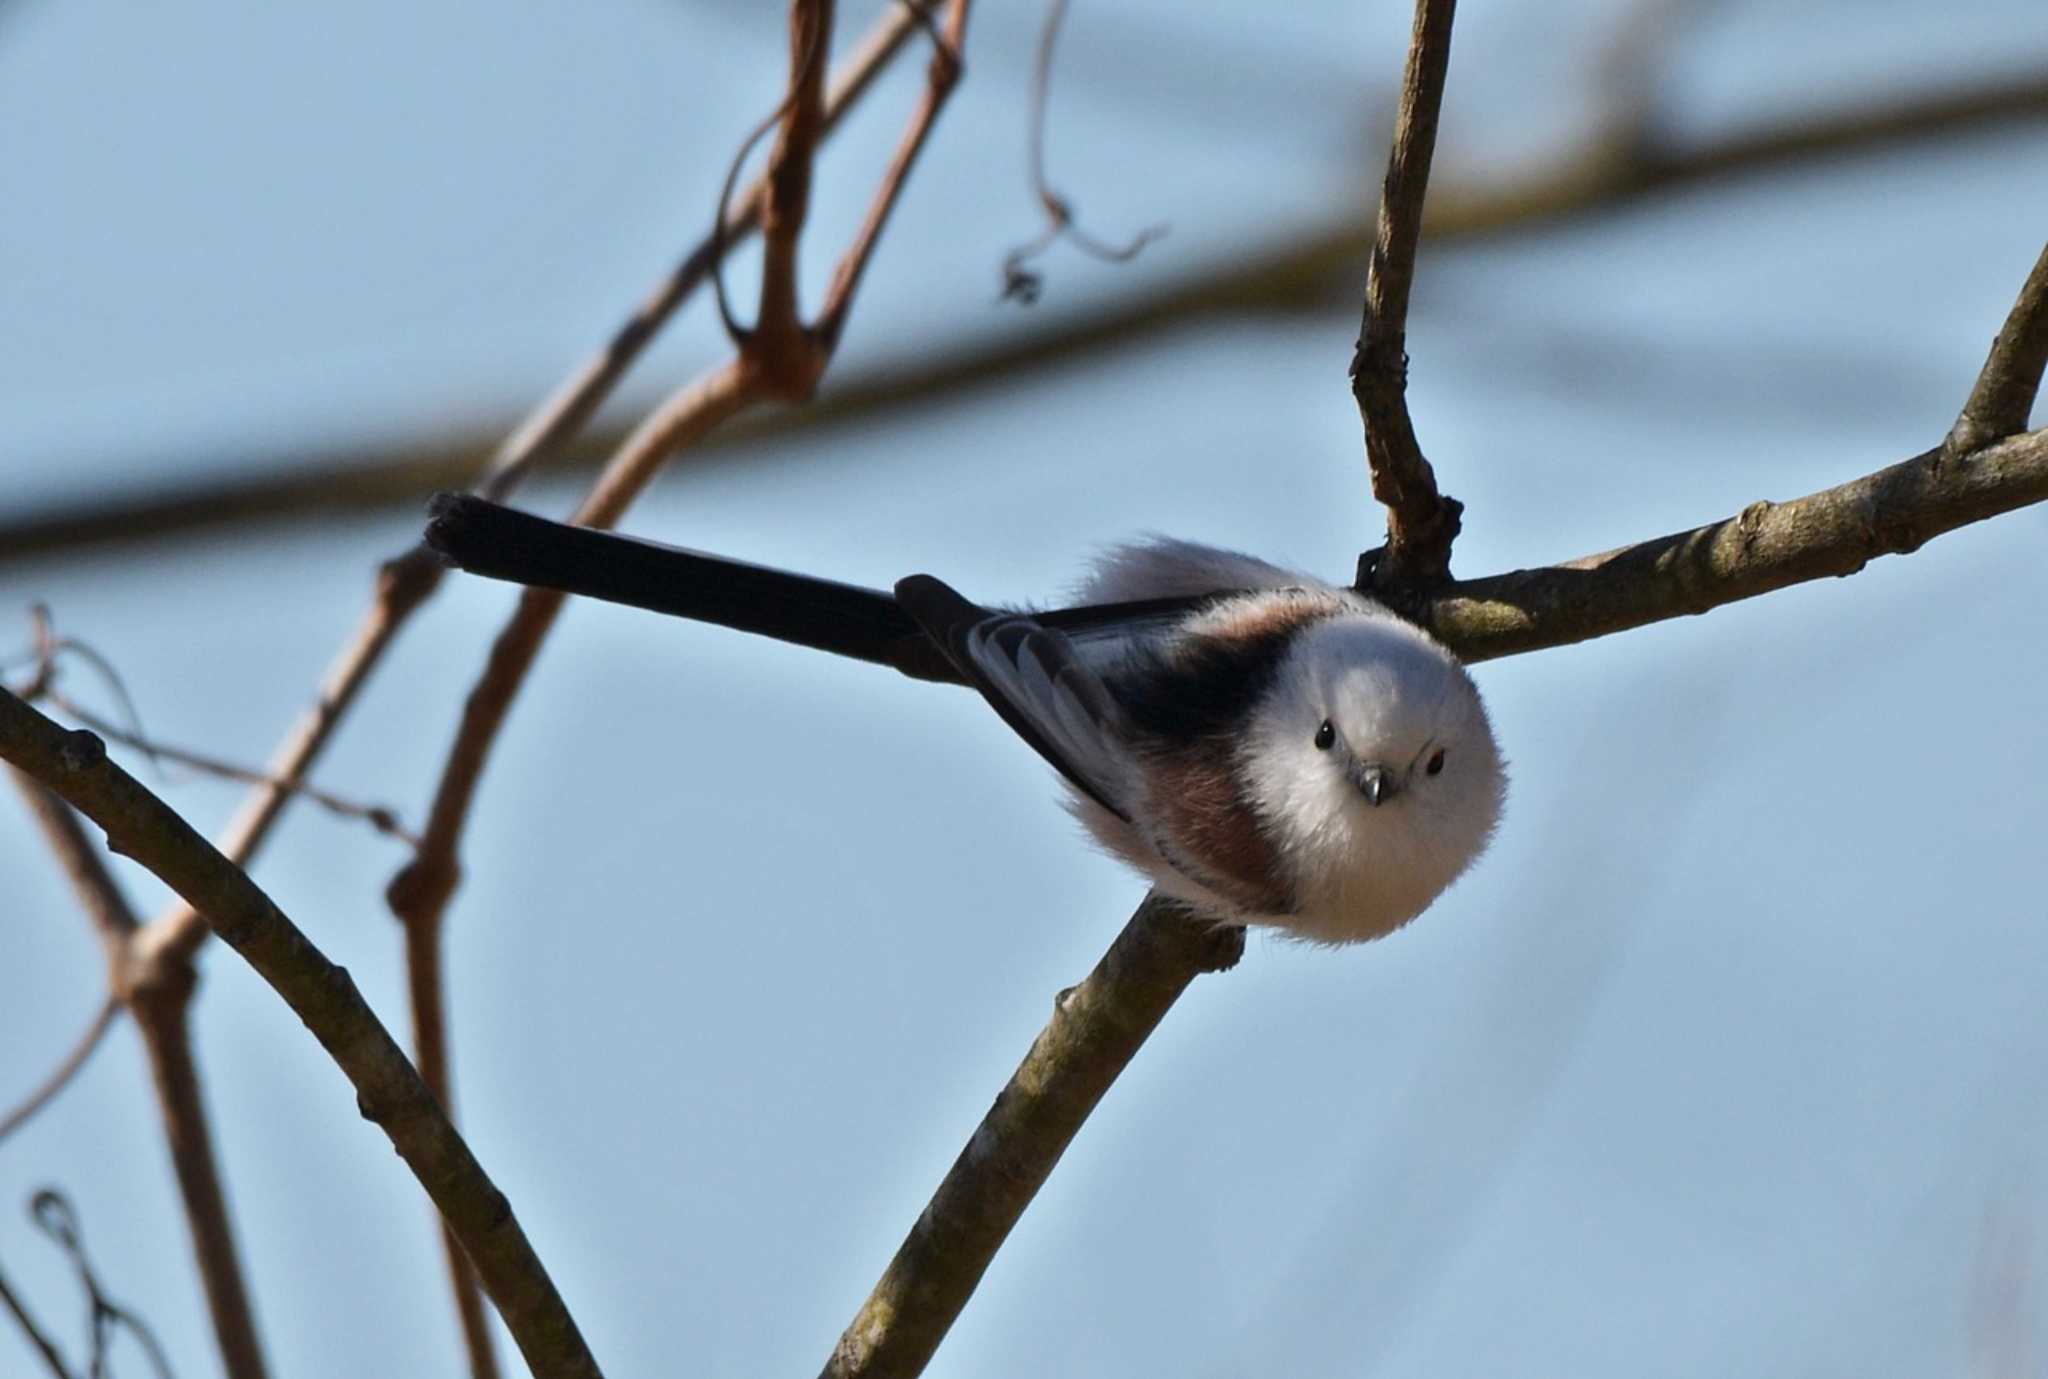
[425,495,1505,944]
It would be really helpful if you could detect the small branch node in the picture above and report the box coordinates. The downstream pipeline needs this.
[58,730,105,772]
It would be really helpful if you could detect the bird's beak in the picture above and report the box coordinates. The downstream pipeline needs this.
[1357,764,1394,806]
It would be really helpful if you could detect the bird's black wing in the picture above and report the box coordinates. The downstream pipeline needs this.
[895,574,1141,823]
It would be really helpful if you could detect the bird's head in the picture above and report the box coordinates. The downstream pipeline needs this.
[1240,611,1505,939]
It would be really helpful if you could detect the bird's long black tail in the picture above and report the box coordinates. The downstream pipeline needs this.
[424,494,955,679]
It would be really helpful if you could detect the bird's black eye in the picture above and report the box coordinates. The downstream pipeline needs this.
[1426,748,1447,776]
[1314,720,1335,751]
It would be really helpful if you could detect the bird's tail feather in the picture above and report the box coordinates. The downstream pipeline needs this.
[424,494,950,677]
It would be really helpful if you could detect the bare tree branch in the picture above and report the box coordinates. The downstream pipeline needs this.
[1350,0,1462,585]
[0,690,604,1379]
[1947,239,2048,456]
[127,975,265,1379]
[4,69,2041,569]
[482,0,945,505]
[820,898,1244,1379]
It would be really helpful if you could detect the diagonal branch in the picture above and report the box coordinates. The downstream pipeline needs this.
[820,898,1244,1379]
[817,0,971,346]
[0,689,603,1379]
[1350,0,1462,585]
[1947,239,2048,456]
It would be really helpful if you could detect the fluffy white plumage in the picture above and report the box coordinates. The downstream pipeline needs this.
[1054,539,1506,944]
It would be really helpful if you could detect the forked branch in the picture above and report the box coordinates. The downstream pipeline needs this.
[1947,239,2048,455]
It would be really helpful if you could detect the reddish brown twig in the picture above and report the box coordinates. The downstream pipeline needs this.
[384,2,974,1368]
[5,773,270,1379]
[1350,0,1462,586]
[817,2,968,346]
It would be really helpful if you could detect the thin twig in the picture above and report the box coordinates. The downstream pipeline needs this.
[1349,0,1462,584]
[8,772,137,963]
[484,0,943,503]
[820,897,1243,1378]
[1947,239,2048,455]
[46,691,419,847]
[136,548,444,968]
[816,0,971,346]
[0,690,604,1379]
[402,913,499,1379]
[0,1258,76,1379]
[754,0,836,372]
[999,0,1164,305]
[711,87,814,347]
[0,999,119,1146]
[126,978,267,1379]
[30,1190,176,1379]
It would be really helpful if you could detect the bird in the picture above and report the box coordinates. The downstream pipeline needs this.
[424,494,1505,945]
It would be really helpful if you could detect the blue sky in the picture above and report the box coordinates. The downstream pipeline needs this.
[5,2,2048,1376]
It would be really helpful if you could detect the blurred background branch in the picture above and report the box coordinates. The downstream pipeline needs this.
[2,62,2042,568]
